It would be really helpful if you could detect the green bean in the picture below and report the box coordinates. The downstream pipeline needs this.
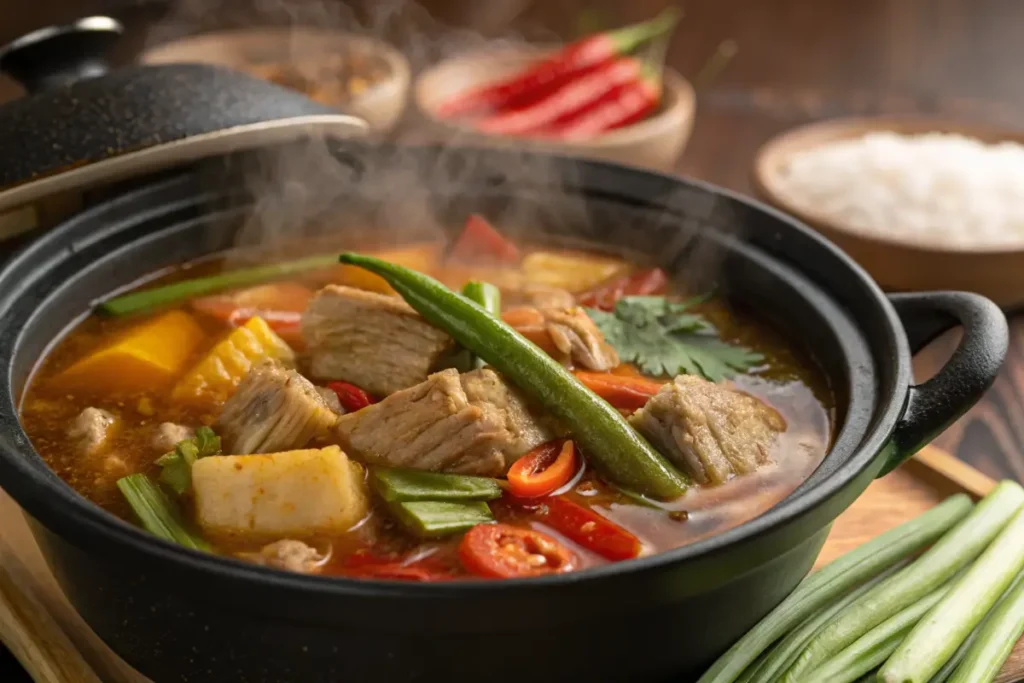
[930,571,1024,683]
[696,494,973,683]
[461,281,502,368]
[945,568,1024,683]
[388,500,494,538]
[371,468,502,503]
[747,562,904,683]
[338,252,688,499]
[880,498,1024,683]
[804,576,958,683]
[99,253,338,316]
[781,482,1024,682]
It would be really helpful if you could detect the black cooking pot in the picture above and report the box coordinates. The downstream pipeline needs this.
[0,137,1008,682]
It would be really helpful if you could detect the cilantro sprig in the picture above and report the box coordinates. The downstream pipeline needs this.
[585,295,763,382]
[155,426,221,495]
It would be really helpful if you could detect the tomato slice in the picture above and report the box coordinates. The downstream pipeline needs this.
[448,214,521,265]
[540,497,641,561]
[458,523,578,578]
[577,268,668,311]
[574,371,665,412]
[507,440,577,499]
[327,381,377,412]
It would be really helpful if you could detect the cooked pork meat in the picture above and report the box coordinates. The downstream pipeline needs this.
[629,375,786,485]
[315,386,344,415]
[69,407,116,455]
[152,422,194,452]
[334,368,551,477]
[215,362,338,454]
[238,539,327,574]
[543,307,619,371]
[302,285,455,397]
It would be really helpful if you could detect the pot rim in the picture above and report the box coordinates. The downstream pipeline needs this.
[0,154,911,598]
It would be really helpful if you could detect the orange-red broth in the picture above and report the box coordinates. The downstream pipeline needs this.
[18,243,834,579]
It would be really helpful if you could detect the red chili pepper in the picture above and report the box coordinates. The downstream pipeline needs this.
[458,523,578,578]
[573,371,665,412]
[448,214,521,264]
[577,267,669,310]
[436,10,680,119]
[327,381,377,412]
[342,550,453,581]
[540,496,642,561]
[474,57,645,136]
[507,440,578,499]
[550,66,662,140]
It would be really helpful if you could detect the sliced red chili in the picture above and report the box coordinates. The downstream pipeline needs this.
[327,381,377,412]
[458,523,578,578]
[448,214,521,265]
[507,440,577,499]
[577,268,669,311]
[540,496,641,561]
[346,563,451,582]
[574,371,665,412]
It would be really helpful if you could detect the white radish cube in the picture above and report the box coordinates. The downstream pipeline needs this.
[192,446,368,538]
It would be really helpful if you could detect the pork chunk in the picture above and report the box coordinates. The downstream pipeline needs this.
[215,361,338,454]
[334,368,551,477]
[302,285,454,396]
[543,307,619,371]
[152,422,194,452]
[68,407,116,455]
[629,375,786,485]
[238,539,327,574]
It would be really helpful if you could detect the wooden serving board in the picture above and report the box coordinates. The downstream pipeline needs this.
[1,446,1022,683]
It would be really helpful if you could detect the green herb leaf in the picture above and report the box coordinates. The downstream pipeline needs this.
[156,427,221,495]
[586,295,763,382]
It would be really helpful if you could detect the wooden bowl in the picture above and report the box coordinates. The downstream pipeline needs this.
[141,27,410,134]
[414,47,695,172]
[753,116,1024,308]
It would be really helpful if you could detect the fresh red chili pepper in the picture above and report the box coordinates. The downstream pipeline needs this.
[328,381,377,412]
[577,267,669,310]
[474,57,645,137]
[549,65,662,140]
[458,523,578,578]
[540,496,642,561]
[448,214,521,264]
[436,10,680,119]
[507,440,578,499]
[573,371,665,412]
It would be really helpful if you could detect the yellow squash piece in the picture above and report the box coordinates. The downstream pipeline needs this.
[336,244,439,295]
[171,316,294,405]
[192,446,368,538]
[56,310,205,394]
[521,250,628,292]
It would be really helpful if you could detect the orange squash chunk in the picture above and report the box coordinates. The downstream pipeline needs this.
[56,310,205,393]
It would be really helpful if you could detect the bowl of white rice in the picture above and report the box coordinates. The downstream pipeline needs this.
[754,116,1024,308]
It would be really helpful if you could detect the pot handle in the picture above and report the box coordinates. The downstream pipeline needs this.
[879,291,1008,476]
[0,16,122,94]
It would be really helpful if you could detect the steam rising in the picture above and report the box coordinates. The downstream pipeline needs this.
[148,0,736,292]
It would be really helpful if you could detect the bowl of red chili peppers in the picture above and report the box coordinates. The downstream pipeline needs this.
[414,10,695,171]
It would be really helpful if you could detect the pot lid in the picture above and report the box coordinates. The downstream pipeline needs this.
[0,17,368,213]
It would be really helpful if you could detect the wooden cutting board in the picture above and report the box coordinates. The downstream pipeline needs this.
[1,446,1021,683]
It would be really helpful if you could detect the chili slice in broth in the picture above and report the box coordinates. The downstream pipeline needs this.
[507,440,577,499]
[459,524,578,578]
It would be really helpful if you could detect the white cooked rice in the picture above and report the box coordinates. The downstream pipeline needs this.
[773,131,1024,250]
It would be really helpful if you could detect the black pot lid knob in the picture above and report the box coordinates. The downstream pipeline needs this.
[0,16,123,94]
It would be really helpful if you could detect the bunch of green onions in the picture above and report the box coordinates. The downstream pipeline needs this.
[699,481,1024,683]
